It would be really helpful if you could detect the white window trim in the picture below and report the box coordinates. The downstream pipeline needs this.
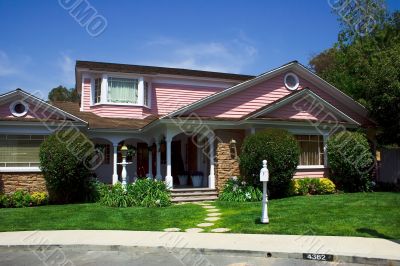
[143,80,152,108]
[9,100,29,117]
[0,166,41,173]
[284,72,299,91]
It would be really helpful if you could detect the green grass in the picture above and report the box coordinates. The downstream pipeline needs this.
[0,203,205,232]
[1,193,399,239]
[212,192,400,239]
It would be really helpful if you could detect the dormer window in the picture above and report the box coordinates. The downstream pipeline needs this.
[90,75,150,107]
[107,77,138,104]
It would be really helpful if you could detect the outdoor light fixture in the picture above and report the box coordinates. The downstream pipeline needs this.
[121,145,128,157]
[230,139,237,159]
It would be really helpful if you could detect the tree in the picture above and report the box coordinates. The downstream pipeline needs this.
[39,131,96,203]
[327,131,374,192]
[239,129,300,198]
[309,9,400,145]
[48,86,80,103]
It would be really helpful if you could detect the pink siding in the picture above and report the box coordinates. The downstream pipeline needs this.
[151,83,224,115]
[90,104,146,119]
[294,168,328,178]
[80,79,223,118]
[188,72,367,124]
[191,73,302,118]
[82,78,91,111]
[263,98,347,122]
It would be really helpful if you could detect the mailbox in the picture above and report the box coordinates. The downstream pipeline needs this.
[259,160,269,182]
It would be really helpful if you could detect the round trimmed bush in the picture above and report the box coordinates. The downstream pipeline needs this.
[327,131,374,192]
[39,130,97,203]
[239,128,300,198]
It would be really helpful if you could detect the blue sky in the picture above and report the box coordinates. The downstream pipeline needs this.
[0,0,399,97]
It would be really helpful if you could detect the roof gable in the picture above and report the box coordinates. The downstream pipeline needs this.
[246,89,359,125]
[165,62,372,126]
[0,89,87,124]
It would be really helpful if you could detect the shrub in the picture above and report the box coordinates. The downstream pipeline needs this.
[240,128,300,198]
[99,183,134,208]
[98,179,171,207]
[130,179,171,207]
[327,131,374,192]
[219,176,262,202]
[289,178,336,196]
[0,194,12,208]
[12,190,31,207]
[39,130,97,203]
[30,192,49,206]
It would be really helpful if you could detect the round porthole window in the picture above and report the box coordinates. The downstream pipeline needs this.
[9,100,29,117]
[284,73,300,91]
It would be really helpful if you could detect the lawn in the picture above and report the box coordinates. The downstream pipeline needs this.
[0,192,399,239]
[212,192,400,239]
[0,203,205,232]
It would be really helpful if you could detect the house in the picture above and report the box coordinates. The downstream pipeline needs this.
[0,60,374,199]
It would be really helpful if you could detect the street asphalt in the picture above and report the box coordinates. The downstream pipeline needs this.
[0,247,368,266]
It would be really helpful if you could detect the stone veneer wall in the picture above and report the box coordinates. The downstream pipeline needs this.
[216,143,240,190]
[215,129,245,191]
[0,172,47,194]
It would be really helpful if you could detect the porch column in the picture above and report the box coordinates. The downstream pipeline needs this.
[112,144,118,184]
[323,134,329,167]
[165,136,173,189]
[156,142,162,180]
[208,132,216,189]
[147,146,153,179]
[250,127,256,135]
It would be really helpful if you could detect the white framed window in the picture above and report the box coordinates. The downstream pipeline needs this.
[9,100,29,117]
[295,135,324,166]
[94,78,102,104]
[0,135,46,170]
[284,72,299,91]
[107,77,138,104]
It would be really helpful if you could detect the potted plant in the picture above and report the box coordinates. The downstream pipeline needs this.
[191,171,203,187]
[178,171,189,186]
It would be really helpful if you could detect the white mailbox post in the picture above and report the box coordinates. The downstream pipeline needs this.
[260,160,269,224]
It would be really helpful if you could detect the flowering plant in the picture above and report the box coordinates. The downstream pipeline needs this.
[219,176,262,202]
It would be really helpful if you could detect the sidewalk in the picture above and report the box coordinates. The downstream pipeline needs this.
[0,230,399,265]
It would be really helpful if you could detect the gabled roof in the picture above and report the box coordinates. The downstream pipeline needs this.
[164,61,369,122]
[245,89,360,125]
[0,89,88,124]
[76,60,255,81]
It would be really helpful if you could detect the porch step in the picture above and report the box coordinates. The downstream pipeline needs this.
[171,188,218,203]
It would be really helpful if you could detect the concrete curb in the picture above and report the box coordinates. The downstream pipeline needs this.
[0,231,399,265]
[0,244,399,265]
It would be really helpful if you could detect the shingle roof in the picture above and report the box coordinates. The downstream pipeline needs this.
[76,61,255,81]
[52,102,158,130]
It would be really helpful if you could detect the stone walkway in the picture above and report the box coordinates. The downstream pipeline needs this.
[163,201,231,233]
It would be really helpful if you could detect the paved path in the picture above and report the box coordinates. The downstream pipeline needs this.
[0,230,399,265]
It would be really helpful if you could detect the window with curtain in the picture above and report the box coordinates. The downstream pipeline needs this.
[0,135,46,167]
[295,135,324,166]
[94,78,102,103]
[144,81,149,106]
[107,77,138,104]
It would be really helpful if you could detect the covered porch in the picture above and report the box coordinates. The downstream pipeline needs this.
[89,128,216,190]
